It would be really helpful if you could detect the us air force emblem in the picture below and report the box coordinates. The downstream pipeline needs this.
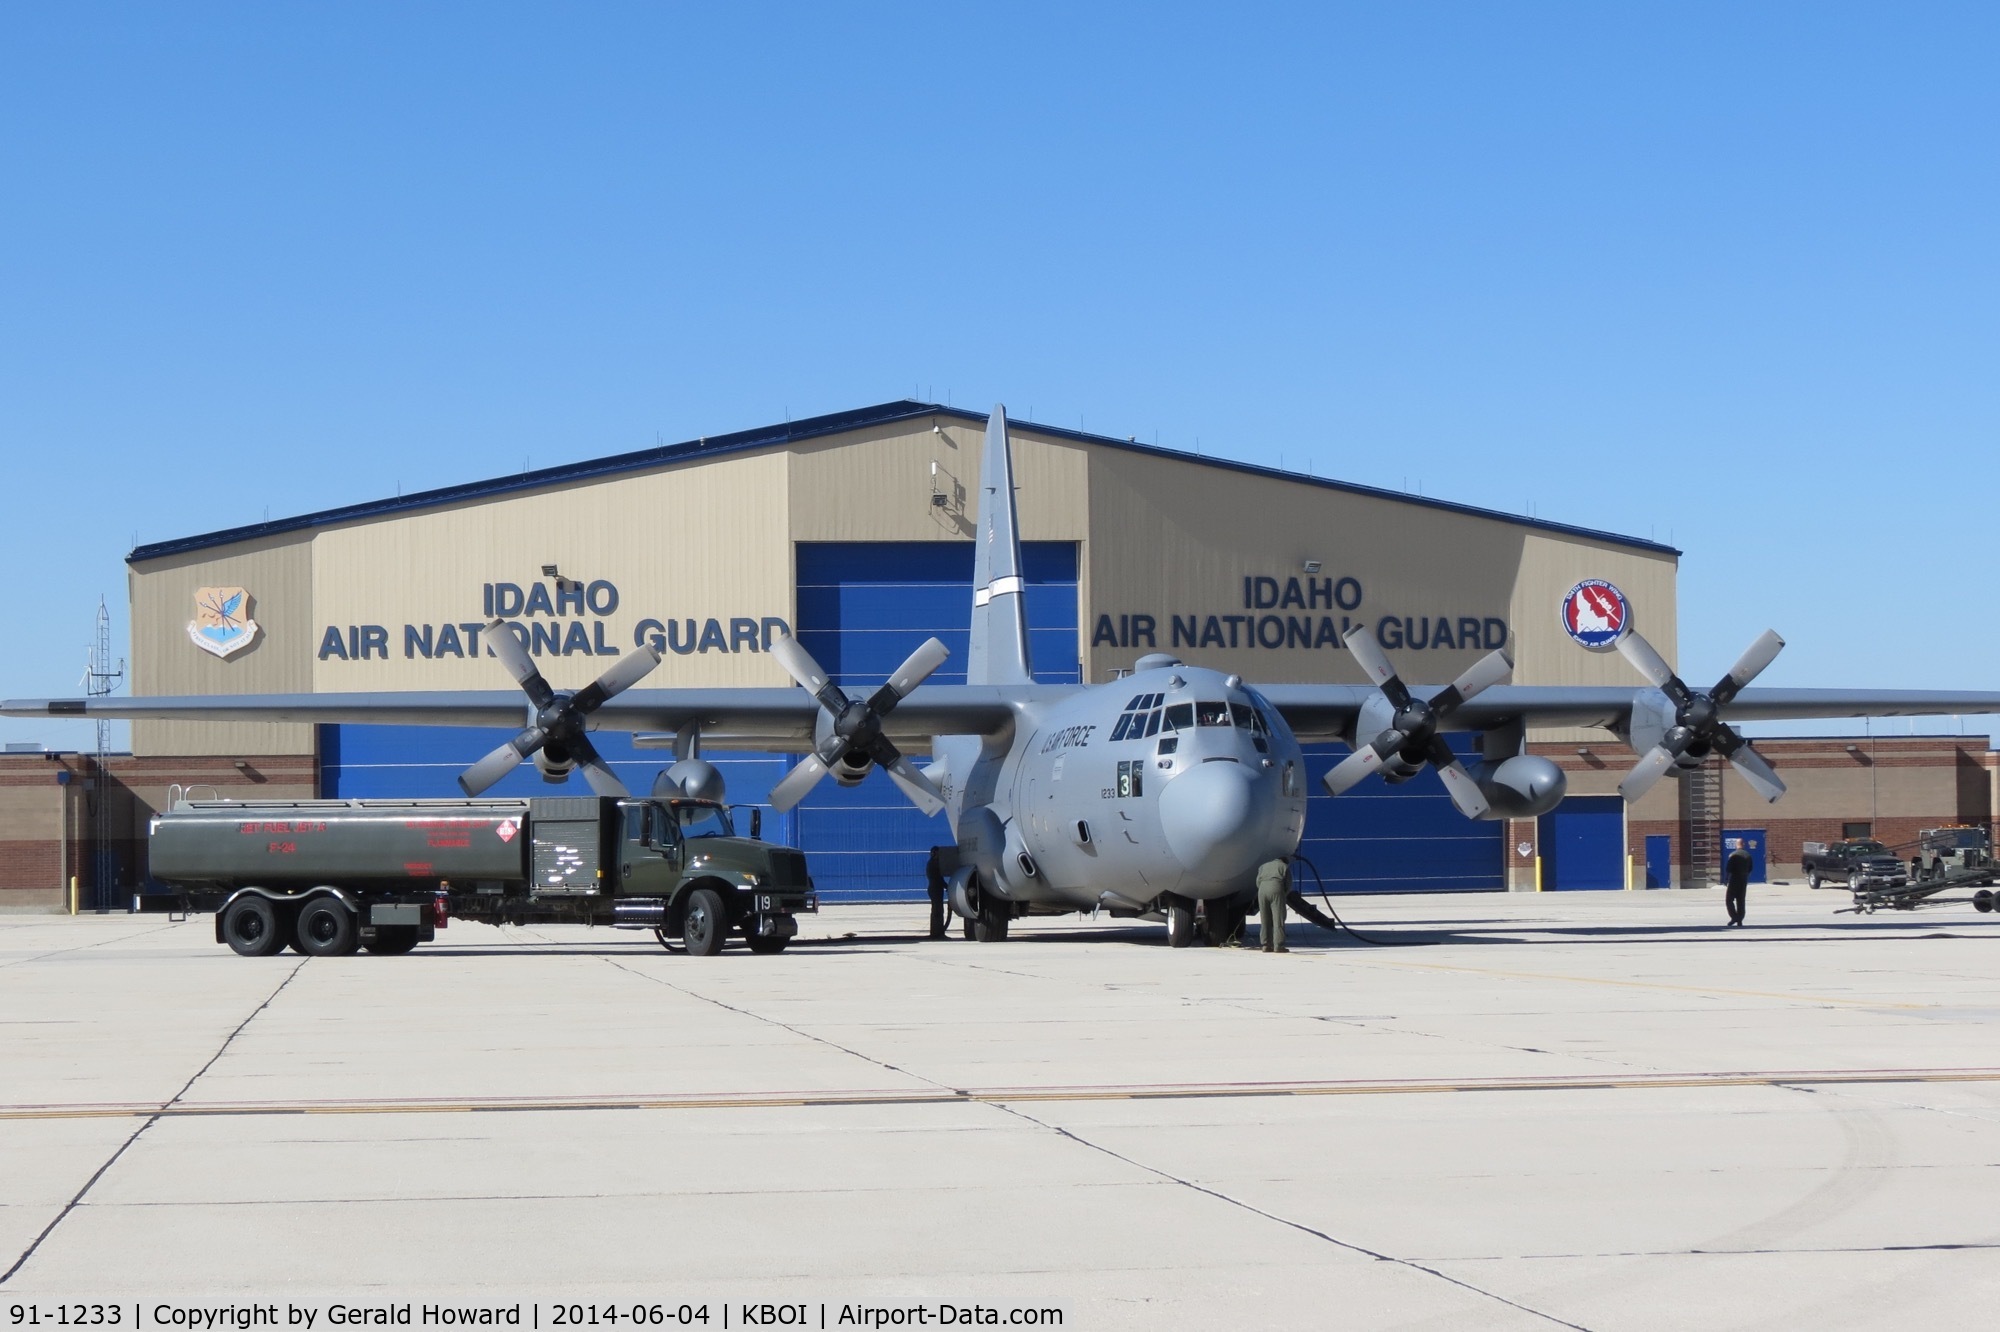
[187,586,260,658]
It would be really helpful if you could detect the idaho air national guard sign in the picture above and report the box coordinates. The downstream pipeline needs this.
[187,586,260,659]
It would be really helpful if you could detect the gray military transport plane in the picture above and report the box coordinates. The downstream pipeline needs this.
[11,407,2000,947]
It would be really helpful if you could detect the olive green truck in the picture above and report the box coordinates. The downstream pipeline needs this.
[147,795,816,958]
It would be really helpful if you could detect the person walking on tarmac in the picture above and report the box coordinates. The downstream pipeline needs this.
[924,845,950,940]
[1256,856,1292,952]
[1724,842,1753,926]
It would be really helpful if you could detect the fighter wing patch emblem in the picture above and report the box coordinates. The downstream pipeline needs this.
[1559,579,1630,652]
[187,586,261,659]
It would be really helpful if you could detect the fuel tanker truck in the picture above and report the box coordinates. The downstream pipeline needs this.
[147,795,816,958]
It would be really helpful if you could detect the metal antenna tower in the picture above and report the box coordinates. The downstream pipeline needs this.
[82,598,124,910]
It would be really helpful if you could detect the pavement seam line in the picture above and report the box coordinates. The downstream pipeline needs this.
[0,957,308,1286]
[990,1101,1596,1332]
[0,922,184,972]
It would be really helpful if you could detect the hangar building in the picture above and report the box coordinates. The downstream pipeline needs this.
[5,400,1995,915]
[69,400,1675,906]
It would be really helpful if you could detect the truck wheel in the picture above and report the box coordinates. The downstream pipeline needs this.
[745,932,790,954]
[1807,872,1821,890]
[363,926,419,955]
[296,897,358,957]
[682,888,728,956]
[221,896,286,957]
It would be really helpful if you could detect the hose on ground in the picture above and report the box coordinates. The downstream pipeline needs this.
[1285,855,1430,946]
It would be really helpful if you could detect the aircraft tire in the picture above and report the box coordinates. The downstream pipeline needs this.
[682,888,728,957]
[1203,898,1245,947]
[973,898,1010,942]
[295,896,359,957]
[1165,897,1196,949]
[220,896,287,958]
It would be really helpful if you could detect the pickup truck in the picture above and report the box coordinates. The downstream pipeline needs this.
[1800,839,1907,891]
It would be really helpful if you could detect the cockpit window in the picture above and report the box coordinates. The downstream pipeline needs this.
[1164,703,1193,731]
[1196,701,1230,726]
[1230,702,1257,731]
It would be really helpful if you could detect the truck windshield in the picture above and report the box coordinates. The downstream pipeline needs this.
[673,801,734,839]
[1934,829,1984,848]
[1847,841,1888,855]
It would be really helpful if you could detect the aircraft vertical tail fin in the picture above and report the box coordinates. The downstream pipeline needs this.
[967,404,1034,686]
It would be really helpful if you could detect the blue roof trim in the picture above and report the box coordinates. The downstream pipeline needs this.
[129,400,1677,563]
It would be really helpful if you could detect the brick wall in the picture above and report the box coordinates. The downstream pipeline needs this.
[0,750,316,912]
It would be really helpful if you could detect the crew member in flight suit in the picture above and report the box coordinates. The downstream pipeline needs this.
[1256,857,1292,952]
[924,845,950,940]
[1724,843,1753,926]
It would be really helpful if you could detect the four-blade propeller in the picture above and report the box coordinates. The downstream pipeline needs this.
[1323,625,1513,818]
[1614,628,1787,803]
[458,619,663,797]
[766,632,950,816]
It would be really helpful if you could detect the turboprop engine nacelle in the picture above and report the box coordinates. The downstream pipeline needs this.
[1352,692,1426,784]
[808,710,877,788]
[1623,687,1706,775]
[653,759,726,805]
[1469,755,1566,819]
[534,746,575,784]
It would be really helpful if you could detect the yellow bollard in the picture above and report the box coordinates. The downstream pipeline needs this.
[1534,856,1543,891]
[1626,853,1634,891]
[69,876,78,916]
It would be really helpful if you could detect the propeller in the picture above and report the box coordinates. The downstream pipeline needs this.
[458,619,663,797]
[1614,628,1787,803]
[1323,625,1513,818]
[766,632,949,816]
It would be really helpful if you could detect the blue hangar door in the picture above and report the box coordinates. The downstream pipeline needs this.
[1297,735,1505,894]
[1539,796,1627,890]
[789,541,1080,904]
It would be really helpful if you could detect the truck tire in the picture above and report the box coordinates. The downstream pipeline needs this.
[221,896,286,957]
[682,888,728,957]
[363,926,419,955]
[1807,872,1821,890]
[295,897,359,957]
[745,932,789,954]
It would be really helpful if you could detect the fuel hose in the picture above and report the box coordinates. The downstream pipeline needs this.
[1285,855,1431,946]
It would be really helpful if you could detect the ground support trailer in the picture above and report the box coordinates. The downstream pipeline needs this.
[147,796,816,957]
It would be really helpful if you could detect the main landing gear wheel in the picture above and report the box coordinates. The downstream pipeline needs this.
[682,888,728,957]
[973,897,1010,942]
[363,926,419,955]
[1164,895,1196,949]
[221,896,286,958]
[295,897,359,957]
[1204,896,1248,947]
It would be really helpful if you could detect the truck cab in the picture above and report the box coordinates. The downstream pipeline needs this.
[612,797,816,955]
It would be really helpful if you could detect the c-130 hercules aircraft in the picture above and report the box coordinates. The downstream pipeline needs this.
[11,406,2000,947]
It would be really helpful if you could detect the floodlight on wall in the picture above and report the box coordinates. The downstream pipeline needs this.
[1845,745,1861,753]
[1576,747,1591,757]
[1303,560,1323,574]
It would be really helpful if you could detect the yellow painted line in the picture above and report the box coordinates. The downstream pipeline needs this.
[1343,956,1928,1009]
[5,1068,1997,1121]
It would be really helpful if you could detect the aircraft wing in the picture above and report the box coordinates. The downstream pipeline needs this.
[0,685,1050,751]
[1258,684,2000,744]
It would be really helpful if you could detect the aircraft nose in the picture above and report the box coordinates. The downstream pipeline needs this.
[1159,760,1266,884]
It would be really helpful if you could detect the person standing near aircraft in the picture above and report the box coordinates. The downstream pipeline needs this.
[1256,856,1291,952]
[1724,842,1753,926]
[925,845,951,940]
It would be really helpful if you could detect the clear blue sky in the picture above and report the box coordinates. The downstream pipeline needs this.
[3,3,1995,747]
